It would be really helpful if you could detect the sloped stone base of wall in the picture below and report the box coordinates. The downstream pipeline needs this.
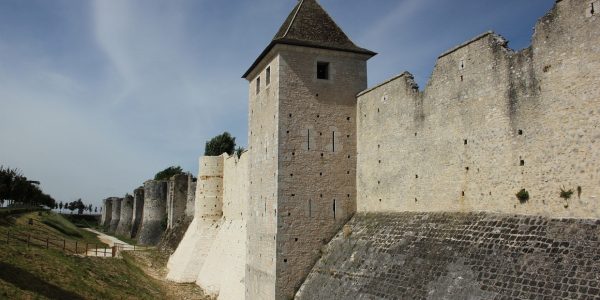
[158,217,193,253]
[166,218,221,283]
[296,212,600,300]
[196,219,246,300]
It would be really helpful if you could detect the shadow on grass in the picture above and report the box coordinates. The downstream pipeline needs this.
[0,262,84,300]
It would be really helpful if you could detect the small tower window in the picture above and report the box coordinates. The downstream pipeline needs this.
[317,62,329,80]
[256,77,261,94]
[266,67,271,86]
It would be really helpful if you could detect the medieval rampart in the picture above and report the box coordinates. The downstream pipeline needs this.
[166,174,188,230]
[137,180,167,245]
[167,153,249,300]
[115,194,134,237]
[356,0,600,219]
[108,197,122,233]
[101,198,112,228]
[131,187,144,238]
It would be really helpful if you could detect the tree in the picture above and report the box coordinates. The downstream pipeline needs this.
[0,166,56,208]
[73,199,86,215]
[94,207,98,213]
[88,204,93,214]
[67,201,76,214]
[59,202,63,212]
[204,132,236,156]
[154,166,184,181]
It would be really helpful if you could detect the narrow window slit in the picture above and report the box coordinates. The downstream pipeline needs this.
[333,199,336,219]
[332,131,336,152]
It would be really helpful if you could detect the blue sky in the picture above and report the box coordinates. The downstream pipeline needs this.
[0,0,555,207]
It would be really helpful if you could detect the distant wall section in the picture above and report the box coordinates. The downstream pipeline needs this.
[138,180,167,245]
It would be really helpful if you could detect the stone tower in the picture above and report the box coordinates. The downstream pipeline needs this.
[243,0,375,298]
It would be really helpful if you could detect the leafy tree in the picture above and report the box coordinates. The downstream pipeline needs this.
[0,166,56,208]
[59,202,63,212]
[204,132,236,156]
[67,201,76,214]
[94,207,98,213]
[154,166,184,181]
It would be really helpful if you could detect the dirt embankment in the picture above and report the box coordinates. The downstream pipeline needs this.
[126,250,214,300]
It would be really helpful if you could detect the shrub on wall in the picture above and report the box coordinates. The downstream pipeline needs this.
[204,132,236,156]
[516,189,530,203]
[154,166,184,181]
[560,187,574,200]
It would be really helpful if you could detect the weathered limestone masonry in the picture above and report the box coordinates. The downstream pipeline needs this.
[131,186,144,238]
[166,173,188,230]
[356,0,600,219]
[108,197,122,234]
[196,153,248,299]
[115,194,133,237]
[159,173,194,252]
[167,155,226,282]
[297,212,600,300]
[296,0,600,299]
[100,198,112,228]
[186,173,197,218]
[167,153,249,300]
[137,180,167,245]
[243,0,374,298]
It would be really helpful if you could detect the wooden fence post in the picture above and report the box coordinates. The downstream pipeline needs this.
[63,239,66,251]
[75,241,78,253]
[95,244,98,256]
[46,238,49,249]
[85,243,88,256]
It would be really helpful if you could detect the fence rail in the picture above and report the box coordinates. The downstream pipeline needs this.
[2,229,145,258]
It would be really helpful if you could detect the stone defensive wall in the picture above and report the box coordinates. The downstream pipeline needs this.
[131,186,144,238]
[167,152,249,300]
[115,194,134,237]
[137,180,168,245]
[356,0,600,219]
[108,197,122,234]
[186,174,197,218]
[297,212,600,299]
[100,198,112,228]
[166,173,188,230]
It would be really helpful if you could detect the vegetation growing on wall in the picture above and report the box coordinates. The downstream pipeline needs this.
[154,166,184,181]
[204,132,236,156]
[516,189,530,203]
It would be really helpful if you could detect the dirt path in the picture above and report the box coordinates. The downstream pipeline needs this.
[83,228,132,257]
[126,250,213,300]
[84,228,130,247]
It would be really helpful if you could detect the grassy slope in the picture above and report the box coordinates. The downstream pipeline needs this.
[0,212,168,299]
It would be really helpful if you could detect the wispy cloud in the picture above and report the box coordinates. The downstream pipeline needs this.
[0,0,555,206]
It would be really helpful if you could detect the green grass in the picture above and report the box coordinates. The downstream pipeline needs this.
[113,233,139,246]
[61,214,101,228]
[0,212,168,299]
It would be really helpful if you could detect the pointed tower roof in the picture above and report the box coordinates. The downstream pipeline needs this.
[243,0,376,78]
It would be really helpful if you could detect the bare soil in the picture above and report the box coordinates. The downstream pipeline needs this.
[126,250,213,300]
